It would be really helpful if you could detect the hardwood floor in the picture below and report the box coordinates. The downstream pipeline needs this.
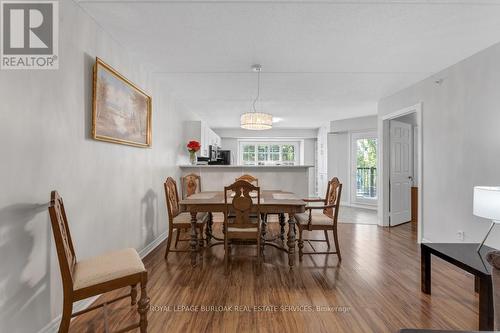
[71,216,481,333]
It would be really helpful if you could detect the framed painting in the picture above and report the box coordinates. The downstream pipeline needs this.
[92,57,152,147]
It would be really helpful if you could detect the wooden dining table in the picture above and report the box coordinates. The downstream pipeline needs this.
[179,190,306,270]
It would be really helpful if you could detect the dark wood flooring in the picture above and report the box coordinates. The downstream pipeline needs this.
[70,215,481,333]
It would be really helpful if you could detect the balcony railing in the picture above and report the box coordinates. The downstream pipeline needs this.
[356,167,377,198]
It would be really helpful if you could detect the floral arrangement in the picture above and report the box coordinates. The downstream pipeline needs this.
[187,140,201,153]
[187,140,201,164]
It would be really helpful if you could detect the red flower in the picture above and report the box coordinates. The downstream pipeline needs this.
[187,140,201,152]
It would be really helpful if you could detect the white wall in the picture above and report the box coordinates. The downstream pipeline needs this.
[328,116,378,206]
[0,1,196,332]
[378,41,500,246]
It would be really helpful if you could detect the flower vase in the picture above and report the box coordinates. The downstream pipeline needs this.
[189,151,197,165]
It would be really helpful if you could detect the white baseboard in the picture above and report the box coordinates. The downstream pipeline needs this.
[340,201,378,211]
[139,231,168,258]
[38,232,169,333]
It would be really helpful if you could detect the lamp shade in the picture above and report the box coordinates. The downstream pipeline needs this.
[240,112,273,130]
[473,186,500,221]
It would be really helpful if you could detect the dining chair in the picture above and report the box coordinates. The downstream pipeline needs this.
[294,177,343,261]
[164,177,208,258]
[48,191,149,333]
[235,174,286,241]
[224,179,263,275]
[181,173,201,199]
[235,174,259,186]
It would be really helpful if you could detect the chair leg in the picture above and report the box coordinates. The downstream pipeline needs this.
[131,284,138,305]
[257,237,261,275]
[333,226,341,262]
[58,297,73,333]
[298,228,304,262]
[324,230,331,248]
[138,276,150,333]
[198,225,204,247]
[174,229,180,249]
[164,227,173,259]
[224,238,229,275]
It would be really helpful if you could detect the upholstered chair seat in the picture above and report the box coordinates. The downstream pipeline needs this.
[172,212,208,225]
[74,248,146,290]
[294,211,333,226]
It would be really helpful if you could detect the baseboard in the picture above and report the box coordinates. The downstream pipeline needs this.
[341,202,378,211]
[139,231,168,258]
[38,232,169,333]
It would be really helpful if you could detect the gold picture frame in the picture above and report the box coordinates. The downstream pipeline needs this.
[92,57,152,147]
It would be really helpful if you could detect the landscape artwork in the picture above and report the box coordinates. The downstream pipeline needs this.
[92,58,152,147]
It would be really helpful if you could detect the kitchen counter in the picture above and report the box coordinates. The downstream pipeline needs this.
[180,165,313,168]
[179,165,314,198]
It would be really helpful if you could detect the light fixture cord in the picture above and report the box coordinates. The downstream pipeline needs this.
[252,69,260,113]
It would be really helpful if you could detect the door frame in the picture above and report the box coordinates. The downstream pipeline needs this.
[378,103,423,242]
[350,130,378,207]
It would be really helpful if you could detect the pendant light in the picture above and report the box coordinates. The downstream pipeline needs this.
[240,64,273,130]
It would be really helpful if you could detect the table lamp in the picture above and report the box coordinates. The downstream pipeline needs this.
[473,186,500,252]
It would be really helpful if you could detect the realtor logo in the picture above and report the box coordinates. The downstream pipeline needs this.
[1,0,58,69]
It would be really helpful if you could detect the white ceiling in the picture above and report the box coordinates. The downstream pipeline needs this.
[77,0,500,128]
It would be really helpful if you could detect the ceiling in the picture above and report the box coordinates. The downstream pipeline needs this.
[77,0,500,128]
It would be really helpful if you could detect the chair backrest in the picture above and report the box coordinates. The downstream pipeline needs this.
[181,173,201,199]
[224,180,261,230]
[235,174,259,186]
[323,177,342,221]
[48,191,76,290]
[164,177,181,220]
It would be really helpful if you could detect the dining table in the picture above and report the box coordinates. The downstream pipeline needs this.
[178,190,306,270]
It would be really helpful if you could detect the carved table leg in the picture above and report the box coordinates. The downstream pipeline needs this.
[287,213,296,271]
[261,215,267,256]
[206,212,213,243]
[279,213,286,241]
[190,211,198,267]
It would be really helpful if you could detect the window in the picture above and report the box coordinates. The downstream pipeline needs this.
[239,141,299,166]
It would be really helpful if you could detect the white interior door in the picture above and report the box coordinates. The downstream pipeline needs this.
[390,120,412,226]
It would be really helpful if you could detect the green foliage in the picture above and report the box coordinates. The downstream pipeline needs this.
[356,139,377,168]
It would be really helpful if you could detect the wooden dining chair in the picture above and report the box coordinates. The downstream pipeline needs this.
[235,174,259,186]
[181,173,201,199]
[236,174,286,241]
[224,180,263,275]
[164,177,208,258]
[294,177,343,262]
[48,191,149,333]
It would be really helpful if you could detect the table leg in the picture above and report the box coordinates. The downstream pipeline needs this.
[261,215,267,255]
[279,213,286,241]
[478,275,494,331]
[205,212,213,243]
[421,245,431,294]
[475,275,480,293]
[190,212,198,267]
[287,213,296,271]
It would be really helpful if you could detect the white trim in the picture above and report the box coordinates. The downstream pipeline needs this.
[341,201,378,211]
[139,231,168,258]
[38,231,169,333]
[378,102,423,243]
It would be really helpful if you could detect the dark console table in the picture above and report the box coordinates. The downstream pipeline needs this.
[421,243,495,331]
